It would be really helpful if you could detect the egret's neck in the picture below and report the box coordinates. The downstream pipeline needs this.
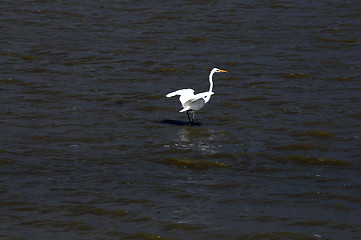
[208,70,214,92]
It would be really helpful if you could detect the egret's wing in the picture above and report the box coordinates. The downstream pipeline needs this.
[179,106,192,112]
[166,89,194,98]
[166,88,196,109]
[180,91,214,112]
[189,92,214,102]
[180,98,206,112]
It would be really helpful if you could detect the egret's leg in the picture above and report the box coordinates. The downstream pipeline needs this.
[186,111,192,126]
[191,111,196,125]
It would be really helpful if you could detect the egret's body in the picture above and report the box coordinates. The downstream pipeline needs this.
[166,68,227,126]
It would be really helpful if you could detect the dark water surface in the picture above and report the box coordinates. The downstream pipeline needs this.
[1,1,361,239]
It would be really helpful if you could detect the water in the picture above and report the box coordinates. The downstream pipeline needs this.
[1,1,361,239]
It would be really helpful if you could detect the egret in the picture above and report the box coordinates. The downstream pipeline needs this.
[166,68,227,126]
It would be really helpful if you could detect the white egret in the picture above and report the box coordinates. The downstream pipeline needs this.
[166,68,227,126]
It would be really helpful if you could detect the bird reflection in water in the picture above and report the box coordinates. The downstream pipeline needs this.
[174,127,217,154]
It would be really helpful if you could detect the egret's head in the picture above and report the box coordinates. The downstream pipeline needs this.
[213,68,228,73]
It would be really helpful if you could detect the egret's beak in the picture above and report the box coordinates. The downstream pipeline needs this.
[219,69,228,73]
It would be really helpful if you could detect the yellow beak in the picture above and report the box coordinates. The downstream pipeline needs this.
[219,69,228,73]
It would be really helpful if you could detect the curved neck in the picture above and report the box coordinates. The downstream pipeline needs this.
[208,70,215,92]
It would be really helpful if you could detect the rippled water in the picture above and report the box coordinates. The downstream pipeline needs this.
[1,1,361,239]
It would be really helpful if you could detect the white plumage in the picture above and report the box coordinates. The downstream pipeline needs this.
[166,68,227,126]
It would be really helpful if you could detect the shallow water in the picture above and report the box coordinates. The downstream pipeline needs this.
[1,1,361,239]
